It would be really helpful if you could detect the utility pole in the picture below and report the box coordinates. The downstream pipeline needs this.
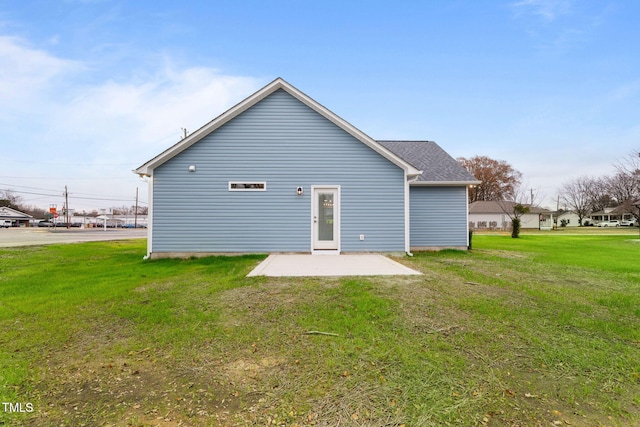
[64,185,70,229]
[555,195,560,230]
[134,187,139,228]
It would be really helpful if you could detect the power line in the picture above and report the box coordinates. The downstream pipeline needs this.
[1,188,147,204]
[0,158,137,167]
[1,182,147,202]
[0,182,59,192]
[0,175,135,181]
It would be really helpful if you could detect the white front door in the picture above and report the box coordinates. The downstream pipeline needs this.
[312,186,339,252]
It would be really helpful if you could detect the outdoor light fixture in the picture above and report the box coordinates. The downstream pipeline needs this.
[297,186,303,196]
[188,165,196,172]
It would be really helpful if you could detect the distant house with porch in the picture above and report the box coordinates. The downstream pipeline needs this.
[589,206,637,224]
[469,201,554,230]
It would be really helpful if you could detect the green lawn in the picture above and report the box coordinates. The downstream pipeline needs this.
[1,236,639,426]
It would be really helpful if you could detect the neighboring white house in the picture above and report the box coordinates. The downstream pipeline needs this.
[556,211,584,227]
[469,201,554,230]
[589,206,637,224]
[0,206,34,227]
[557,206,639,227]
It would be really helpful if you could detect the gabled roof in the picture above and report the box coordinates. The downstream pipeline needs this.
[0,206,33,219]
[469,201,553,214]
[378,140,480,185]
[134,78,421,177]
[591,204,637,215]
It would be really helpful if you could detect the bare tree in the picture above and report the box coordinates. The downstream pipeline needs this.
[130,205,148,215]
[615,149,640,177]
[614,149,640,223]
[559,176,596,226]
[612,149,640,203]
[0,189,22,209]
[585,177,616,213]
[20,204,47,219]
[603,172,637,205]
[111,205,131,215]
[458,156,522,203]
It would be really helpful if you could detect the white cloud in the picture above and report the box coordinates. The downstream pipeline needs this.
[0,36,83,116]
[0,35,260,152]
[605,80,640,104]
[0,34,261,210]
[52,62,260,164]
[510,0,573,22]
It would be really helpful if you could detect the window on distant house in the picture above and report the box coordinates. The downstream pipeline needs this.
[228,182,267,191]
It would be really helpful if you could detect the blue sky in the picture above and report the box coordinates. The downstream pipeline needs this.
[1,0,639,211]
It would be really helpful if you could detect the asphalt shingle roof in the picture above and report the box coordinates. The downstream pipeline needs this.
[378,140,478,183]
[469,201,553,214]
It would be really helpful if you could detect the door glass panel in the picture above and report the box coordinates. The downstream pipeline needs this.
[318,192,334,241]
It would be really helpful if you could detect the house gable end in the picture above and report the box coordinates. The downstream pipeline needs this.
[135,78,419,177]
[0,206,33,219]
[150,87,408,253]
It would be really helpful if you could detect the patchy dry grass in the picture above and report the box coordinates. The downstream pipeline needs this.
[1,236,639,426]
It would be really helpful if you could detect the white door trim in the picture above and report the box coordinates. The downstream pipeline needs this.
[311,185,340,254]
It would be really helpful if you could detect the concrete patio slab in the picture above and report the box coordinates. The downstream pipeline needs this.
[247,254,422,277]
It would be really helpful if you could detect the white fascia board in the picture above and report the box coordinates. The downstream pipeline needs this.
[286,84,421,176]
[134,79,286,176]
[134,77,421,177]
[409,180,481,186]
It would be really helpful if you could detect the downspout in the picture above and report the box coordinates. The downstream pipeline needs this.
[466,184,471,250]
[142,174,153,260]
[405,171,422,256]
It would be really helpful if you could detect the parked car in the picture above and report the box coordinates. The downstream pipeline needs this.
[596,220,620,227]
[37,221,54,227]
[620,219,638,227]
[54,222,82,228]
[1,220,12,228]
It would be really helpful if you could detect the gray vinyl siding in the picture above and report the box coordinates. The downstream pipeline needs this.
[410,186,468,248]
[151,89,405,253]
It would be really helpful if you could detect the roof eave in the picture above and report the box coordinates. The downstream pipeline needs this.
[410,180,481,186]
[134,78,287,176]
[272,79,419,175]
[134,78,419,176]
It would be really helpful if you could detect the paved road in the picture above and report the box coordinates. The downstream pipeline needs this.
[0,227,147,248]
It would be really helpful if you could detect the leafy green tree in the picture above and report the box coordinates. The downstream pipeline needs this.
[510,204,530,238]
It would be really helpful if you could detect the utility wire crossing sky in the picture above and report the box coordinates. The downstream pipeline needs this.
[1,0,639,211]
